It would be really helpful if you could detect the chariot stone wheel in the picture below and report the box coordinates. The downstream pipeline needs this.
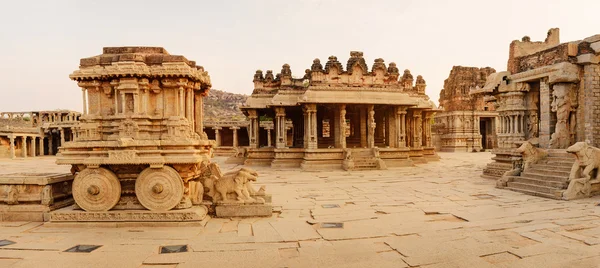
[135,166,184,211]
[72,167,121,212]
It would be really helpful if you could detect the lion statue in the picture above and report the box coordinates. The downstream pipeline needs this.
[515,140,548,171]
[563,142,600,199]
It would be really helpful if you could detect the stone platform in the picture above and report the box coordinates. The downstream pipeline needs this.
[50,205,208,222]
[0,172,74,221]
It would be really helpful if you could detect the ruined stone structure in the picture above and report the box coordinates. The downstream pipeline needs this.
[472,29,600,199]
[241,51,438,170]
[0,173,74,221]
[51,47,271,221]
[0,111,81,159]
[435,66,498,152]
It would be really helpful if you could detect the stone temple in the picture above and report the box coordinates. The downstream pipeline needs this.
[240,51,439,170]
[434,66,498,152]
[472,29,600,200]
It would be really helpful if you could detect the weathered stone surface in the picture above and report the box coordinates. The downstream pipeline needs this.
[215,204,272,217]
[0,172,73,222]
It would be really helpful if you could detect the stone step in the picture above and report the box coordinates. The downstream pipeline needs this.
[511,176,568,188]
[505,186,563,200]
[547,151,573,156]
[525,168,570,177]
[547,156,576,162]
[506,182,563,195]
[519,171,568,182]
[530,164,572,172]
[355,164,377,168]
[546,160,576,166]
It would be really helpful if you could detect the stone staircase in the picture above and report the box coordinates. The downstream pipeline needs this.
[505,149,575,199]
[343,148,386,171]
[352,149,377,170]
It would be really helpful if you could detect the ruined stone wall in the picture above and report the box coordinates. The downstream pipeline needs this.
[510,43,573,74]
[438,66,496,112]
[508,28,560,72]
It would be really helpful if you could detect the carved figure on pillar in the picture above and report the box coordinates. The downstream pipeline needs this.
[550,84,571,149]
[368,107,376,148]
[9,136,15,159]
[527,112,539,139]
[340,104,347,149]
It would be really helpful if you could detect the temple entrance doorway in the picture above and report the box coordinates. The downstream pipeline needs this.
[479,117,494,150]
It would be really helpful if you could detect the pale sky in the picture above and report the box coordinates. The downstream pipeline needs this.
[1,0,599,112]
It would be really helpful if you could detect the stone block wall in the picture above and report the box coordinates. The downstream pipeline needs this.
[583,64,600,146]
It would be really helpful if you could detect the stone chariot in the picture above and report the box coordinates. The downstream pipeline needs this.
[56,47,216,212]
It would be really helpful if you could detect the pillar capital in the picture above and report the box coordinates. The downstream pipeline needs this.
[230,126,240,130]
[247,109,258,119]
[212,126,222,130]
[274,107,286,117]
[302,103,317,113]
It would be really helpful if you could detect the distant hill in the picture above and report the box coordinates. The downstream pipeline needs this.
[204,89,248,122]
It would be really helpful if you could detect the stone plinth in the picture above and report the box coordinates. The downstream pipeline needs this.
[50,205,208,222]
[0,173,74,221]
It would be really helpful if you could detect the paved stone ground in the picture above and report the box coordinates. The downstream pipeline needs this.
[1,152,600,267]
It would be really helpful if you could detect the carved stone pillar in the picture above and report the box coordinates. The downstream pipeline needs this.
[48,134,54,155]
[186,88,193,122]
[21,136,27,158]
[39,137,44,156]
[82,88,87,115]
[59,128,65,147]
[9,135,15,159]
[213,127,222,147]
[275,107,287,149]
[340,104,347,149]
[367,105,375,148]
[303,104,317,149]
[114,91,119,115]
[266,128,272,147]
[412,112,422,148]
[248,110,259,149]
[539,78,553,147]
[31,137,36,157]
[424,112,432,147]
[194,93,204,136]
[549,83,574,149]
[120,93,126,114]
[396,107,407,148]
[231,127,239,148]
[142,89,148,115]
[133,93,139,115]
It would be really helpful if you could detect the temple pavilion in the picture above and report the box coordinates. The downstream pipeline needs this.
[240,51,439,170]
